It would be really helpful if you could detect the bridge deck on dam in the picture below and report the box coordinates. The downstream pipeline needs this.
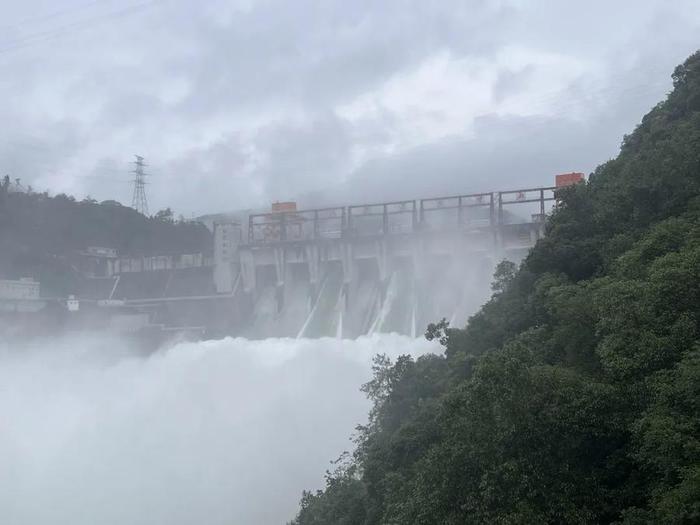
[244,186,557,247]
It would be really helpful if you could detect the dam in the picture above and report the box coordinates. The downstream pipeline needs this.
[211,185,558,338]
[47,182,569,341]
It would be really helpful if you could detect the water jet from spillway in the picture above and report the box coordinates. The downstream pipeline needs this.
[0,334,438,525]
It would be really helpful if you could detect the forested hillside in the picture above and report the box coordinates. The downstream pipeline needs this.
[0,187,211,295]
[291,52,700,524]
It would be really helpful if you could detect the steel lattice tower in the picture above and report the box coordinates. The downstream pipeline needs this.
[131,155,149,216]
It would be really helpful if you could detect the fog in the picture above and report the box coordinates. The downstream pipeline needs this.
[0,334,438,524]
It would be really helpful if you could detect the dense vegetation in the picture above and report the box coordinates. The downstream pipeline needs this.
[0,187,211,295]
[291,53,700,524]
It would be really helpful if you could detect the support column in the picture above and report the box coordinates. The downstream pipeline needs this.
[341,242,354,309]
[306,244,321,303]
[239,249,256,294]
[341,242,354,285]
[273,247,285,287]
[412,237,425,282]
[376,239,390,282]
[274,247,286,312]
[494,192,505,261]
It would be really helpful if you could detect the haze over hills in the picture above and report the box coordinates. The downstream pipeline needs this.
[0,184,211,297]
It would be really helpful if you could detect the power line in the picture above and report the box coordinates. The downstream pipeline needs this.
[0,0,115,32]
[0,0,164,56]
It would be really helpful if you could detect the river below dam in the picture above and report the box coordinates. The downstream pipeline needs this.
[0,333,438,525]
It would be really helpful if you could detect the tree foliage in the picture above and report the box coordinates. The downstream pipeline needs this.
[291,51,700,524]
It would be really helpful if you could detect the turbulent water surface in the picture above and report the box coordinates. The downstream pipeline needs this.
[0,334,438,525]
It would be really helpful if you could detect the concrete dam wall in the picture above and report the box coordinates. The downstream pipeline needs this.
[216,187,556,338]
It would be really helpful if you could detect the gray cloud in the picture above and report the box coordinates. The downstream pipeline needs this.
[1,0,699,215]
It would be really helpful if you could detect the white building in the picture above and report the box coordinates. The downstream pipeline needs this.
[66,295,80,312]
[86,246,117,258]
[0,278,40,300]
[113,253,207,274]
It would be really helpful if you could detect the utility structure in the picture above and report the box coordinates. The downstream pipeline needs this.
[131,155,149,216]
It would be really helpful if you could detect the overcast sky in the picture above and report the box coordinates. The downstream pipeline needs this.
[1,0,699,216]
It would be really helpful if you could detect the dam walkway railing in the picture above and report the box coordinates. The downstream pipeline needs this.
[246,186,557,245]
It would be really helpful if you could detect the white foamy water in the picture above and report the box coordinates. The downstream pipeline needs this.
[0,334,438,525]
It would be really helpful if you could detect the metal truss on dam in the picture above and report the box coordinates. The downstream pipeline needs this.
[234,186,556,296]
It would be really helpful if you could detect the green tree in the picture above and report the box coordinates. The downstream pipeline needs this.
[490,259,517,294]
[154,207,174,222]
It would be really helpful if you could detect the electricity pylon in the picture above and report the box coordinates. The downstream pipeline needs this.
[131,155,149,216]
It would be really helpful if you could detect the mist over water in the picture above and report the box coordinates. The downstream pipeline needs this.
[0,334,438,525]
